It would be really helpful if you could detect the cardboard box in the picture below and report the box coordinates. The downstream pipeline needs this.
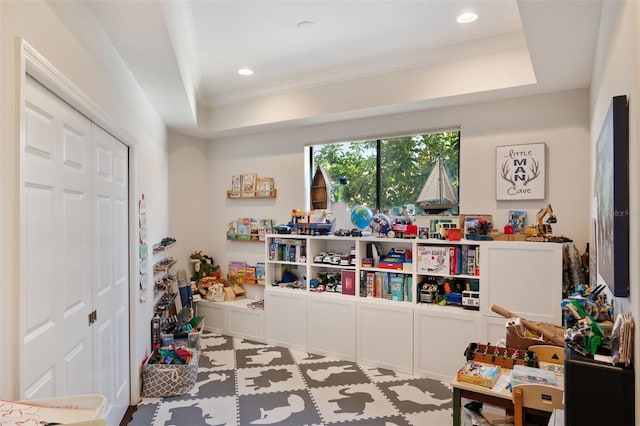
[506,322,563,350]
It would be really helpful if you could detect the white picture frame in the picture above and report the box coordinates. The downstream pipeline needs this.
[496,142,546,200]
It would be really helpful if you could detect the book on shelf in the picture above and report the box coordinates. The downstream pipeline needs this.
[241,173,257,192]
[416,245,480,276]
[268,239,307,262]
[256,177,274,196]
[508,210,527,233]
[341,269,356,296]
[245,266,256,284]
[256,262,265,285]
[390,274,405,301]
[365,272,375,297]
[227,261,247,285]
[357,272,409,301]
[231,174,242,191]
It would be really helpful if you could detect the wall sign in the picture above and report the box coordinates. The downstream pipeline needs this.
[496,143,545,200]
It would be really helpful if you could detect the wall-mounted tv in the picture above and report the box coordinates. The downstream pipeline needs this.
[595,95,629,298]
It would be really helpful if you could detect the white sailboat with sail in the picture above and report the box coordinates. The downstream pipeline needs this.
[416,157,458,213]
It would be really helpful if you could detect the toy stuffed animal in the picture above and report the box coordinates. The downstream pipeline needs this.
[210,282,224,302]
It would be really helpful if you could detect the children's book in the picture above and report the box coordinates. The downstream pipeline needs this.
[231,174,242,191]
[245,266,256,284]
[256,262,265,285]
[228,261,247,285]
[508,210,527,233]
[390,274,405,301]
[256,177,274,196]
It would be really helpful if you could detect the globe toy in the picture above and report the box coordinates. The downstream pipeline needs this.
[369,213,392,236]
[350,205,373,230]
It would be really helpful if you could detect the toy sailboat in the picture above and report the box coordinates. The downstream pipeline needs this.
[310,165,329,209]
[416,157,458,213]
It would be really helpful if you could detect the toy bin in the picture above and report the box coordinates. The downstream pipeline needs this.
[173,316,205,350]
[142,349,199,397]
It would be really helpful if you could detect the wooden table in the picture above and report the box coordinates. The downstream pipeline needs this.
[451,373,514,426]
[451,367,564,426]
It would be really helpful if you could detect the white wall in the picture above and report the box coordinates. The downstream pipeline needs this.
[167,131,213,281]
[0,1,169,403]
[590,0,639,417]
[189,89,591,285]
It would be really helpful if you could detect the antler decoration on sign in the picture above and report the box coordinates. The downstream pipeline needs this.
[523,158,540,186]
[500,160,515,186]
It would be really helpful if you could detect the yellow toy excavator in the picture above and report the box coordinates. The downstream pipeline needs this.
[525,204,557,241]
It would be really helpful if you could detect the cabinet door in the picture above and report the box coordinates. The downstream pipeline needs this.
[357,300,413,374]
[307,294,356,360]
[196,300,227,334]
[264,288,307,351]
[480,315,509,345]
[481,242,562,324]
[414,307,480,380]
[227,304,264,341]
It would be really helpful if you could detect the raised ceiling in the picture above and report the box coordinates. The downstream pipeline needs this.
[81,0,603,138]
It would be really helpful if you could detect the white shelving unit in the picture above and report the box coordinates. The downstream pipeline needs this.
[263,234,563,379]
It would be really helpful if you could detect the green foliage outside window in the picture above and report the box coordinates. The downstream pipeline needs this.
[312,131,459,215]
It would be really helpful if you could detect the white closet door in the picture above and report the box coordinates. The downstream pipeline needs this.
[21,76,94,398]
[21,76,131,425]
[92,124,130,425]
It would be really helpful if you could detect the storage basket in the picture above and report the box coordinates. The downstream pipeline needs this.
[142,350,199,397]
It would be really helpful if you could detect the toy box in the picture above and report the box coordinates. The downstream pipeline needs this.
[510,364,559,387]
[416,246,449,274]
[456,361,500,389]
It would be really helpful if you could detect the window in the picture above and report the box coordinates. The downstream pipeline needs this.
[310,131,460,216]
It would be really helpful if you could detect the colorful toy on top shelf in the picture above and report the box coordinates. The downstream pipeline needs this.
[350,205,373,230]
[464,217,493,240]
[525,203,557,241]
[287,208,335,235]
[369,213,392,236]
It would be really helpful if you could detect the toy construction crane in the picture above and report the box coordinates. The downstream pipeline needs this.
[525,204,558,242]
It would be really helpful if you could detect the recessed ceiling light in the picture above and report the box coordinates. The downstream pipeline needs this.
[457,12,478,24]
[238,68,254,76]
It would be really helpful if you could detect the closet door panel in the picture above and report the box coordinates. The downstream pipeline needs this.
[21,76,93,398]
[92,124,130,425]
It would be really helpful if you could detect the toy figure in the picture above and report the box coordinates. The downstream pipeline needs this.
[207,282,224,302]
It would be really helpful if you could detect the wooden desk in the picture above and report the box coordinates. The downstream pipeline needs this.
[451,374,513,426]
[451,368,563,426]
